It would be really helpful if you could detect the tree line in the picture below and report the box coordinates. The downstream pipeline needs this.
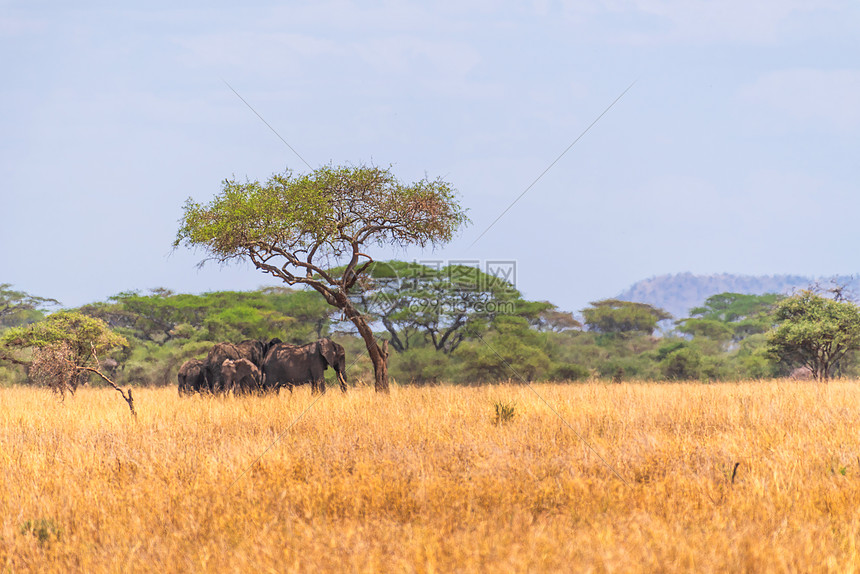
[3,275,860,387]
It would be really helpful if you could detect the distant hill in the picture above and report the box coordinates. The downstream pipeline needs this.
[616,273,858,319]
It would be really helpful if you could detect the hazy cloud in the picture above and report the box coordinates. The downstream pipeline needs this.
[553,0,853,44]
[740,69,860,130]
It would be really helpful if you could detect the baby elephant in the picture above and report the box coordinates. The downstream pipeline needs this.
[178,358,205,395]
[221,358,262,395]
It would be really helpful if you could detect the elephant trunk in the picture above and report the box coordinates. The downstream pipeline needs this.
[337,368,347,393]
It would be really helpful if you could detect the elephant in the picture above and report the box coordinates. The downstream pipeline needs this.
[221,358,262,395]
[261,338,347,394]
[178,358,205,395]
[204,338,282,393]
[237,338,281,368]
[204,343,242,393]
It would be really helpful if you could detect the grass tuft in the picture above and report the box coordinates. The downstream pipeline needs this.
[492,400,516,425]
[20,518,61,545]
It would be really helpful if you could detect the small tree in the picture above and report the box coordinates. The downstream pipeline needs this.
[768,290,860,381]
[174,164,469,392]
[1,311,134,414]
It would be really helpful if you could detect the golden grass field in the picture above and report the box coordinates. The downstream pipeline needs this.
[2,380,860,572]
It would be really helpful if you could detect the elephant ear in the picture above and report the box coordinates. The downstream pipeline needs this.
[318,339,338,368]
[265,338,283,357]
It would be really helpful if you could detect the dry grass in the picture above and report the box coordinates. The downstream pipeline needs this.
[2,380,860,572]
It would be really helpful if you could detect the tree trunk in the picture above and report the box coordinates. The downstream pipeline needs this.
[370,340,389,393]
[821,358,832,382]
[355,318,388,393]
[337,293,389,393]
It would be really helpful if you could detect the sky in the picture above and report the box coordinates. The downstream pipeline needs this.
[2,1,859,314]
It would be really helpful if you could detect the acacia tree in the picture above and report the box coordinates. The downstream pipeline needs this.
[768,290,860,381]
[677,293,782,347]
[174,164,469,392]
[582,299,672,336]
[1,311,135,415]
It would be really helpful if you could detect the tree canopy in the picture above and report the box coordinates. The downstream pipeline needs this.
[582,299,672,335]
[81,287,328,344]
[2,311,128,365]
[678,292,781,344]
[174,164,469,391]
[0,284,59,330]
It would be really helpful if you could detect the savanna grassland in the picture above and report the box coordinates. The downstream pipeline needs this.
[2,381,860,572]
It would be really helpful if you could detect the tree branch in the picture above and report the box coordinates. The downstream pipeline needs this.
[81,344,136,418]
[0,350,31,367]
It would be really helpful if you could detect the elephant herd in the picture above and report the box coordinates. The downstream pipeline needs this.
[177,337,348,396]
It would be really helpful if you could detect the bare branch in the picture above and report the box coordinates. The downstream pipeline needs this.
[83,344,136,418]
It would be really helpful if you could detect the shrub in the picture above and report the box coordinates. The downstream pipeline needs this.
[20,518,61,545]
[549,362,591,381]
[492,400,516,425]
[661,347,702,381]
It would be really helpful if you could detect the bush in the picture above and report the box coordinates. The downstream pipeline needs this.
[390,346,453,385]
[661,347,702,381]
[549,362,591,381]
[492,400,516,425]
[455,336,552,383]
[597,356,659,381]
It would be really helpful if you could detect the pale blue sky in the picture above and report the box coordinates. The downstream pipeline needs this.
[2,1,859,315]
